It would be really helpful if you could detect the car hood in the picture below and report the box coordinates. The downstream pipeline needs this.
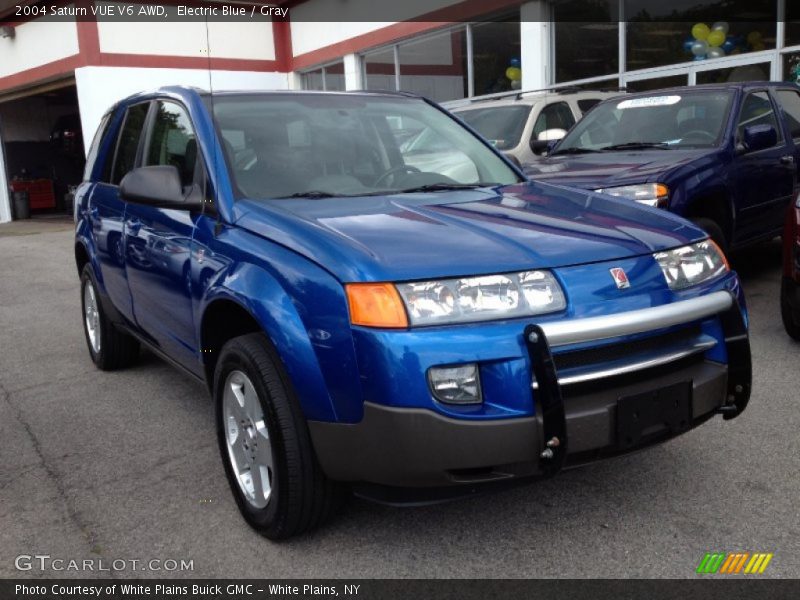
[233,181,705,282]
[524,148,709,189]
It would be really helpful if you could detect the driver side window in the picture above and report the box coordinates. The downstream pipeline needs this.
[737,92,782,146]
[145,101,199,189]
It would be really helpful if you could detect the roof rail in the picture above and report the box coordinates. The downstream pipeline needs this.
[349,89,422,98]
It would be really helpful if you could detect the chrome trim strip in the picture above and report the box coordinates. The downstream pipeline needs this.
[532,339,718,389]
[539,290,733,347]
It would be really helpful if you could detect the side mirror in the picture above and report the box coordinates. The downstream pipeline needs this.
[530,128,567,156]
[742,124,778,153]
[120,165,201,210]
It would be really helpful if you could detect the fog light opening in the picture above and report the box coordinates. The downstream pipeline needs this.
[427,364,482,405]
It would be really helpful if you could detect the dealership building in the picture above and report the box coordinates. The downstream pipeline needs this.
[1,0,799,222]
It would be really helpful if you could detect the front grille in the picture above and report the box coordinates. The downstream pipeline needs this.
[553,325,704,372]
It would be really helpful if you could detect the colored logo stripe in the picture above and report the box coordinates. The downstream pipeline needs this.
[697,552,773,574]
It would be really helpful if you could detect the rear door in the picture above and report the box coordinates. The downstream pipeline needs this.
[123,100,203,371]
[86,102,150,322]
[731,90,796,243]
[772,86,800,187]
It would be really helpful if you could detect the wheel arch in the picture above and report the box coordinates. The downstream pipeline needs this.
[682,186,735,247]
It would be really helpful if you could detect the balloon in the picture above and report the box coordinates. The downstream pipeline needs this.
[707,47,725,59]
[707,30,725,47]
[691,40,709,56]
[722,36,736,53]
[510,79,521,90]
[747,31,762,45]
[683,36,695,53]
[509,58,521,68]
[752,41,766,51]
[692,23,710,41]
[505,66,521,82]
[693,54,707,61]
[712,21,729,35]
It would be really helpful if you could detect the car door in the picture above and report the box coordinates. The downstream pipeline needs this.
[731,90,796,243]
[123,100,203,371]
[87,102,150,322]
[772,86,800,188]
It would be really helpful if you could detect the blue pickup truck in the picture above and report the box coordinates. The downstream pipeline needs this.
[525,82,800,253]
[74,87,751,539]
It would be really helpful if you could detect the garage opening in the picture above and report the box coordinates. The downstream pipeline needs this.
[0,83,85,220]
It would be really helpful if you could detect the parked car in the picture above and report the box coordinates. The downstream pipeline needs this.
[782,192,800,339]
[525,83,800,253]
[444,88,619,165]
[75,87,751,539]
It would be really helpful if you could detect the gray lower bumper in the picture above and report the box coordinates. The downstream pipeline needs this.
[308,361,727,488]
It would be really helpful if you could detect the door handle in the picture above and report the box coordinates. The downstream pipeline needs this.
[780,155,795,165]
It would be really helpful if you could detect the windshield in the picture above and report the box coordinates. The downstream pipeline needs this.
[554,90,734,153]
[210,94,522,199]
[455,105,531,150]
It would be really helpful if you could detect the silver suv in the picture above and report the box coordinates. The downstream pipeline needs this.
[444,88,622,166]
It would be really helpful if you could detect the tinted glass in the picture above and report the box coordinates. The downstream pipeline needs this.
[456,106,531,150]
[398,29,468,102]
[146,102,198,188]
[84,112,112,182]
[775,90,800,141]
[533,102,576,139]
[737,92,781,144]
[471,19,521,97]
[554,1,618,83]
[111,103,149,185]
[212,94,521,199]
[556,91,733,152]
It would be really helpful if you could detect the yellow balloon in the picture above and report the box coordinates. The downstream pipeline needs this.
[505,66,522,82]
[692,23,710,41]
[752,41,766,51]
[747,31,762,44]
[707,30,725,47]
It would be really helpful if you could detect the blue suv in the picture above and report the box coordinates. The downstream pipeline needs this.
[75,87,751,539]
[525,82,800,253]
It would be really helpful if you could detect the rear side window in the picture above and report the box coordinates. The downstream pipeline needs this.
[83,113,112,182]
[775,89,800,142]
[111,103,150,185]
[145,101,199,188]
[577,98,601,114]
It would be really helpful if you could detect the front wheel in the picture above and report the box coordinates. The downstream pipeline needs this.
[690,217,728,256]
[214,333,345,539]
[781,277,800,341]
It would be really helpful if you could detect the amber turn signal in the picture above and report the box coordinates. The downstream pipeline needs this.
[346,283,409,328]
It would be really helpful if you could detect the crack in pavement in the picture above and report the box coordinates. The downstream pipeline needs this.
[0,379,111,569]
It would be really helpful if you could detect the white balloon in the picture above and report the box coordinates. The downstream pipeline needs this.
[691,40,709,56]
[708,47,725,59]
[712,21,729,35]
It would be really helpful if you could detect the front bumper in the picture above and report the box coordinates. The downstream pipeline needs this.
[308,288,751,489]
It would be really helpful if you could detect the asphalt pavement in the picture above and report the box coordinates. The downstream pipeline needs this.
[1,219,798,579]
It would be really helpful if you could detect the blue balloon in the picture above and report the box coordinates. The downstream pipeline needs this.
[683,37,695,53]
[693,54,707,61]
[722,36,736,53]
[509,58,521,68]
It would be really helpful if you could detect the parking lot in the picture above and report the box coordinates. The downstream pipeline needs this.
[0,219,798,579]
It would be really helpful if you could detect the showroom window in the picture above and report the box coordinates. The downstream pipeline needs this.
[302,61,345,91]
[696,62,771,84]
[554,1,619,83]
[361,13,520,102]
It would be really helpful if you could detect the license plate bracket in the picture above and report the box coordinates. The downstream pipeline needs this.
[616,381,692,450]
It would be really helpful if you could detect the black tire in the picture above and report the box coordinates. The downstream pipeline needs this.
[781,277,800,341]
[214,333,345,539]
[80,264,140,370]
[690,217,728,256]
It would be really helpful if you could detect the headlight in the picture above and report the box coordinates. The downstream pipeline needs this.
[595,183,669,207]
[395,270,566,326]
[654,240,729,290]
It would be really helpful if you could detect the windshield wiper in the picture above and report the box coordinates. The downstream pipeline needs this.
[600,142,671,151]
[397,183,496,193]
[279,190,347,199]
[550,147,601,155]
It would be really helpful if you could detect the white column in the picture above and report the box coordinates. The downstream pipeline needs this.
[343,53,363,90]
[287,71,304,90]
[0,132,10,223]
[520,1,552,91]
